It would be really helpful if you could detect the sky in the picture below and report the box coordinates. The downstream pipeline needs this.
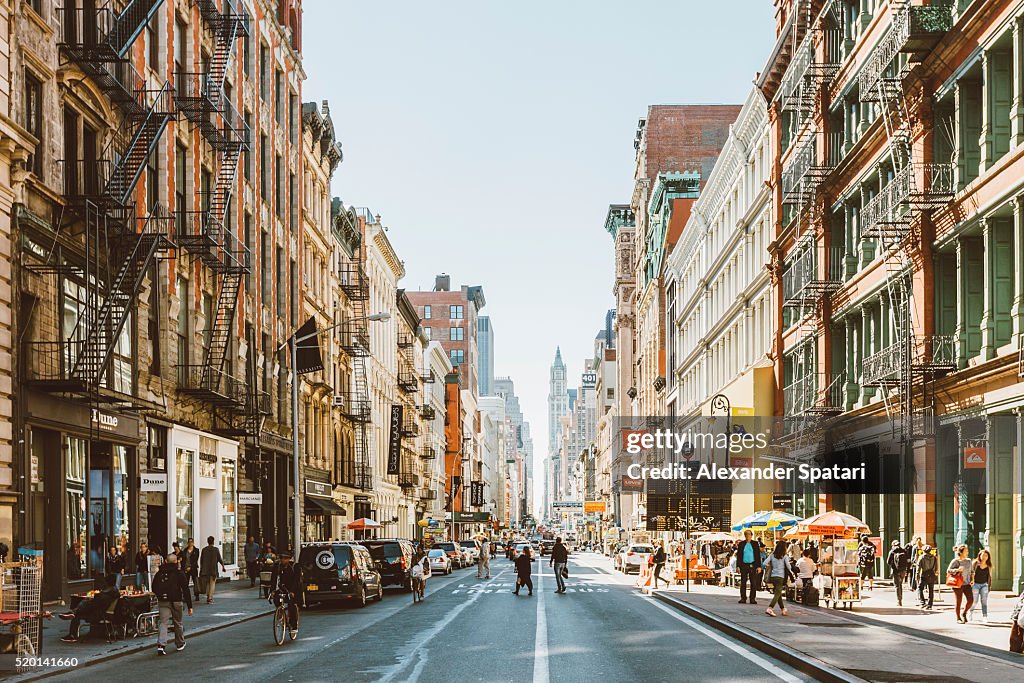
[302,1,777,512]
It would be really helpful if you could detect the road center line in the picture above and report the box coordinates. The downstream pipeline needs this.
[644,596,803,683]
[533,565,549,683]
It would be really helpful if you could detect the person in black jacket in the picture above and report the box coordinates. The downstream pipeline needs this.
[550,538,569,594]
[270,552,303,635]
[181,538,201,601]
[59,574,120,642]
[152,554,194,655]
[105,545,126,589]
[652,540,669,589]
[513,546,535,596]
[734,530,761,605]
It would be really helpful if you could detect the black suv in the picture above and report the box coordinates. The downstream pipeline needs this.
[540,540,556,556]
[298,542,383,607]
[359,539,416,589]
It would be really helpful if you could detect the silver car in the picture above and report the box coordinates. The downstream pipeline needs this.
[427,548,452,575]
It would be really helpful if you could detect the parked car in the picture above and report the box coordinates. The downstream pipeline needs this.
[359,539,416,588]
[492,541,505,555]
[427,548,452,575]
[435,541,464,568]
[540,540,556,556]
[298,542,383,607]
[614,544,654,574]
[513,542,532,557]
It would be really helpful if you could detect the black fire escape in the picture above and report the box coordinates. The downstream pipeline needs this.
[28,1,176,402]
[338,237,374,491]
[173,0,268,449]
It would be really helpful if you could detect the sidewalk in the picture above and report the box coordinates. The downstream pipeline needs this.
[652,581,1024,682]
[15,579,272,681]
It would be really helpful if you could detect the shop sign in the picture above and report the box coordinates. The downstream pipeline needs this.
[305,479,332,498]
[198,452,217,479]
[387,405,402,475]
[584,501,606,513]
[731,407,754,417]
[964,447,986,469]
[620,475,643,491]
[140,473,168,492]
[354,495,370,502]
[470,481,484,507]
[732,457,753,468]
[91,409,119,432]
[238,492,263,505]
[30,455,39,484]
[449,511,491,523]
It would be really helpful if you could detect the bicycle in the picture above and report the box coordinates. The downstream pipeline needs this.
[411,575,425,603]
[270,590,299,645]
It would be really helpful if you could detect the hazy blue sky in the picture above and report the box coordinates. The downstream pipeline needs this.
[303,1,776,509]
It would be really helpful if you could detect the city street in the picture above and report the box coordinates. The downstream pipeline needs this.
[50,554,808,683]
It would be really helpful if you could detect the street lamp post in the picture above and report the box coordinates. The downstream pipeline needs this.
[710,394,731,466]
[282,312,389,555]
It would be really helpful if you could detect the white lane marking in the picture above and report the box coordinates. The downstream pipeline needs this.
[645,597,804,683]
[533,567,549,683]
[376,569,505,683]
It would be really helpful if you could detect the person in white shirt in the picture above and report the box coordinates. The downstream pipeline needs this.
[796,548,817,589]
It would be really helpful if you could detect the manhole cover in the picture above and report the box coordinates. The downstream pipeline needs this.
[848,671,974,683]
[798,622,866,627]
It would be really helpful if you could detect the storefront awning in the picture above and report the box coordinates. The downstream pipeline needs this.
[306,497,347,516]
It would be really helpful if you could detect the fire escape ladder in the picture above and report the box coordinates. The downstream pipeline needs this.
[108,0,166,57]
[106,82,176,207]
[341,248,373,491]
[69,207,172,385]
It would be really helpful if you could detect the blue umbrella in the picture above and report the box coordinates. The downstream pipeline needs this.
[731,510,801,532]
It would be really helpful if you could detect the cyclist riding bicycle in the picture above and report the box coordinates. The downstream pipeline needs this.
[269,551,302,637]
[410,548,431,602]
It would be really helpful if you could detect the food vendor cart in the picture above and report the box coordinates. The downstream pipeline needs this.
[796,510,870,610]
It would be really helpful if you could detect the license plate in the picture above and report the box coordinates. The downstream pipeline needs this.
[306,585,318,591]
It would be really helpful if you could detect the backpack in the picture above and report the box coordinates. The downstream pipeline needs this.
[891,547,910,572]
[151,569,175,600]
[858,543,875,566]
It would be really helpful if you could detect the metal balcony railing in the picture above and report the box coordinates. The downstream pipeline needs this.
[398,472,419,489]
[338,264,368,300]
[400,417,419,437]
[338,325,370,356]
[782,242,845,305]
[420,405,436,420]
[419,488,437,500]
[177,364,248,407]
[783,372,846,416]
[782,134,833,205]
[862,341,904,387]
[861,163,954,239]
[342,397,372,423]
[420,446,436,460]
[859,1,953,101]
[398,366,419,392]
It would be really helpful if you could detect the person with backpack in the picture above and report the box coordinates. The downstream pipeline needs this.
[857,535,876,591]
[916,545,938,609]
[152,553,193,655]
[551,537,569,593]
[906,536,924,591]
[886,540,910,606]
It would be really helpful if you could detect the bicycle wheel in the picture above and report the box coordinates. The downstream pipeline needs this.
[288,607,300,641]
[273,606,287,646]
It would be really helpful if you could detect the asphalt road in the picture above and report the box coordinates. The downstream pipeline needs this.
[54,553,811,683]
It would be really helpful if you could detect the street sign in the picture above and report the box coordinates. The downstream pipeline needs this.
[552,501,583,509]
[584,501,606,513]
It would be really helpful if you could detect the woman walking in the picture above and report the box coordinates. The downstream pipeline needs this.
[763,540,794,617]
[652,540,668,589]
[947,544,974,623]
[971,549,992,623]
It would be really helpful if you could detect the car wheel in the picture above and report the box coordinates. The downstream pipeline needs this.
[357,585,367,608]
[375,584,383,602]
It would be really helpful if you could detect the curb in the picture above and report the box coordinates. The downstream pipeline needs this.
[652,592,867,683]
[19,606,275,682]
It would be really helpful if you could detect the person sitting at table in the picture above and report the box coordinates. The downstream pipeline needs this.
[105,545,125,589]
[59,575,120,643]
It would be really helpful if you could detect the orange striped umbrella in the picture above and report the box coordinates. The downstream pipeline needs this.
[797,510,870,537]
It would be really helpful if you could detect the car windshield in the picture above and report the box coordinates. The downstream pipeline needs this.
[459,541,477,548]
[428,549,444,557]
[437,543,457,551]
[631,546,654,553]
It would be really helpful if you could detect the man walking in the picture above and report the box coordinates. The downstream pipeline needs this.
[735,530,760,605]
[886,540,910,607]
[551,537,569,594]
[858,534,876,591]
[152,553,193,655]
[199,536,226,604]
[916,544,938,609]
[477,538,491,579]
[244,536,261,588]
[513,546,535,596]
[181,539,200,601]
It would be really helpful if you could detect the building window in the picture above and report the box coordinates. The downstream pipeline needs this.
[149,263,162,376]
[176,276,190,370]
[261,230,270,302]
[450,349,464,365]
[24,71,42,176]
[148,424,167,471]
[290,259,298,326]
[200,166,212,214]
[244,212,253,292]
[243,111,253,180]
[275,154,283,216]
[175,143,188,235]
[221,459,236,564]
[423,305,431,319]
[289,171,297,231]
[424,327,431,341]
[450,305,464,319]
[243,32,251,77]
[449,327,464,341]
[289,91,297,144]
[274,69,282,124]
[260,134,268,198]
[147,15,160,71]
[175,448,194,547]
[146,149,159,212]
[174,17,188,92]
[276,246,285,313]
[259,44,268,100]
